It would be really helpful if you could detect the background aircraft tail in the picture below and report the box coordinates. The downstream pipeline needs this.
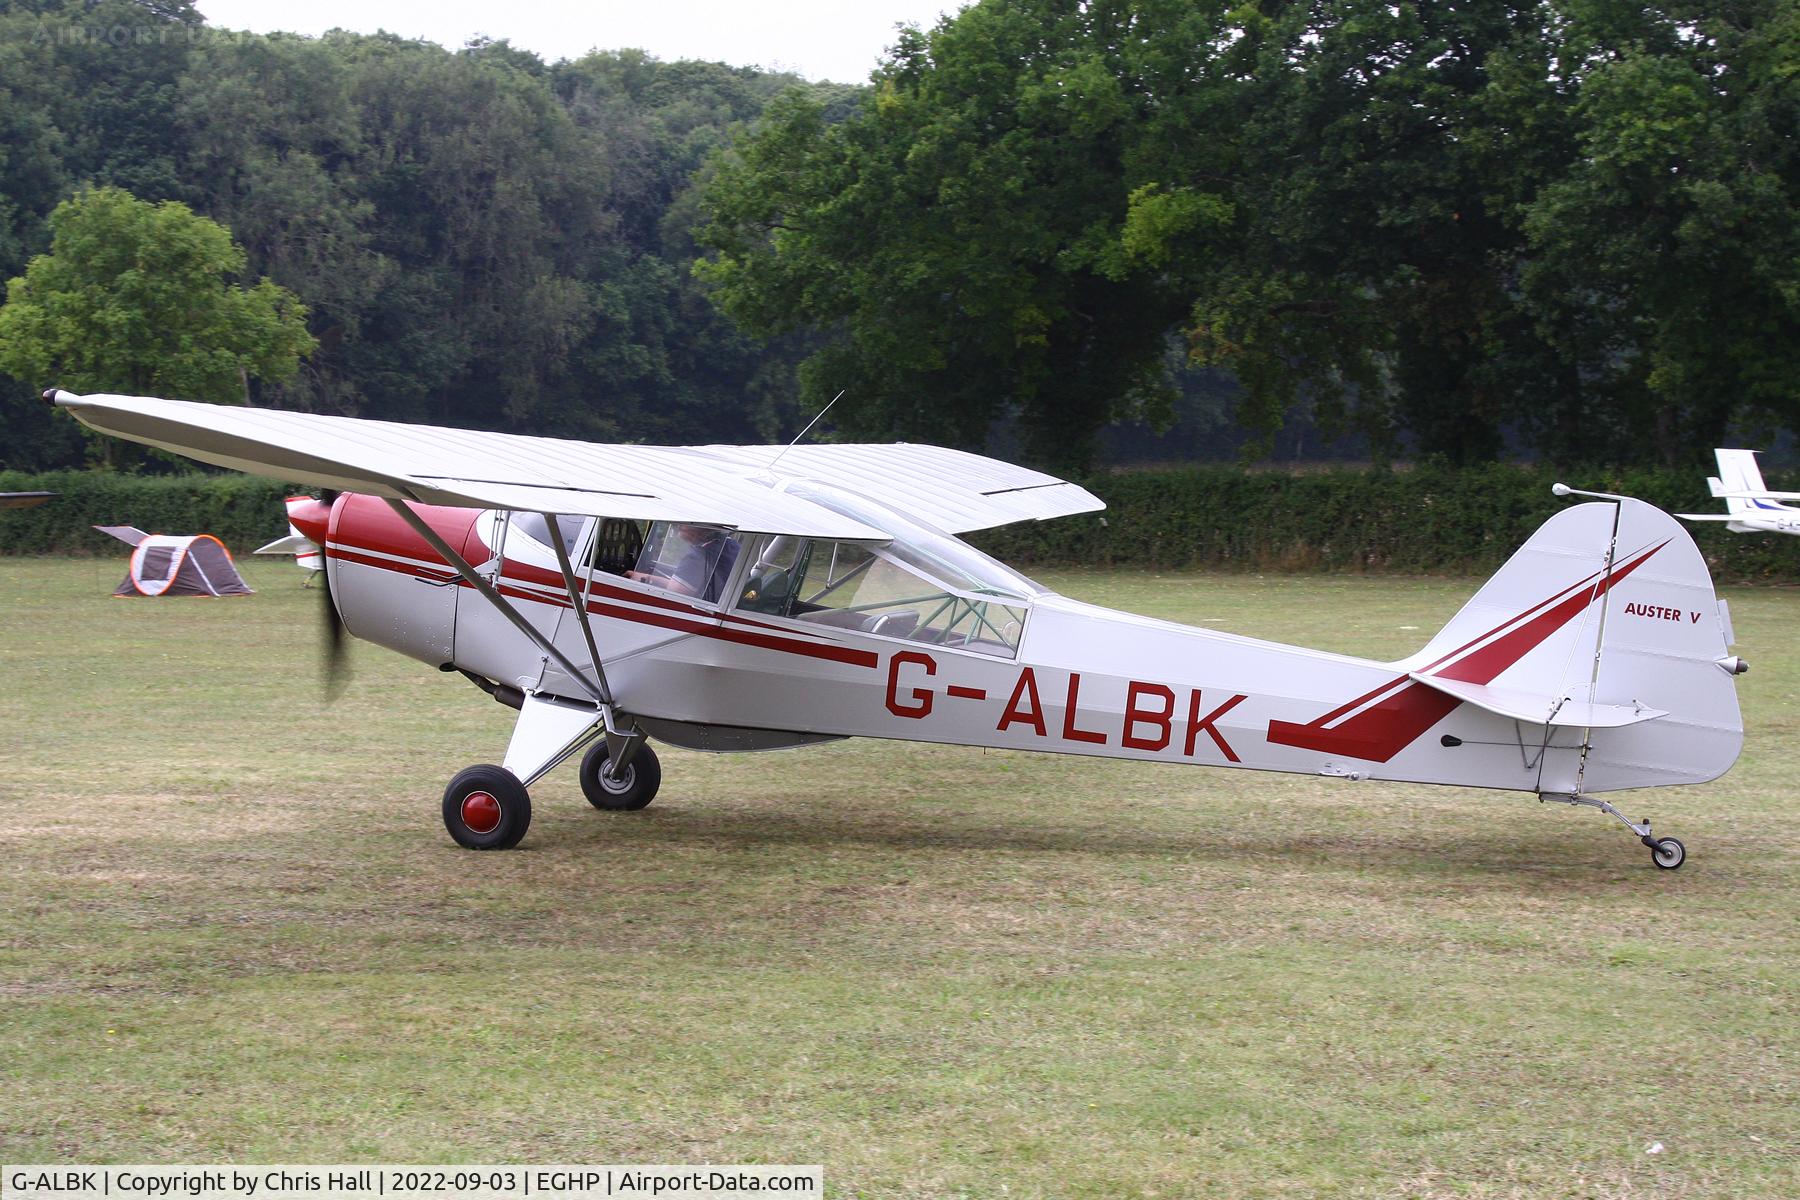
[1402,494,1742,793]
[1712,448,1786,516]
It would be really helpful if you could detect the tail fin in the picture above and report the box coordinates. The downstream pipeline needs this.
[1404,496,1742,793]
[1714,448,1784,516]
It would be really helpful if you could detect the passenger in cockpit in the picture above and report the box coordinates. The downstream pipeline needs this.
[629,523,740,602]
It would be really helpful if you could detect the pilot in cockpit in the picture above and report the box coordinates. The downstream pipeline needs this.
[628,523,740,602]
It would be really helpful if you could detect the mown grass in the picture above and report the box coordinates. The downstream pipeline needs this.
[1,558,1795,1198]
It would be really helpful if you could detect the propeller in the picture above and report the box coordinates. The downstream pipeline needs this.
[316,489,349,699]
[283,491,349,700]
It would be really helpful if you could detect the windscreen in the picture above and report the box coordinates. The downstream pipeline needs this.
[781,480,1043,600]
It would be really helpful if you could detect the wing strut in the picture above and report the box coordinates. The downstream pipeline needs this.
[543,512,614,704]
[385,499,649,785]
[540,513,648,780]
[382,499,606,707]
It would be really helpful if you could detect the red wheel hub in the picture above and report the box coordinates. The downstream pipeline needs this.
[460,791,502,834]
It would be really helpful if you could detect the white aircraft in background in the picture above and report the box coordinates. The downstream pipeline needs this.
[46,389,1751,869]
[255,495,326,582]
[0,491,57,509]
[1678,448,1800,535]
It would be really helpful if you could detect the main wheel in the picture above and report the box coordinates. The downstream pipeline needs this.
[443,764,531,849]
[1650,836,1686,871]
[580,741,661,811]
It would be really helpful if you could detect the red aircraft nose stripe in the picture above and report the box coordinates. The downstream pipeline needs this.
[325,545,879,669]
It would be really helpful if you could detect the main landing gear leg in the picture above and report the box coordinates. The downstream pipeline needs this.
[1540,792,1686,870]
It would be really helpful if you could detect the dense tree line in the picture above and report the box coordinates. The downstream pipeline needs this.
[0,0,1795,476]
[700,0,1800,471]
[0,0,857,468]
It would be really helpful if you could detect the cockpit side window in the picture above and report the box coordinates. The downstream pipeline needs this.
[627,522,741,604]
[737,535,803,615]
[587,518,646,576]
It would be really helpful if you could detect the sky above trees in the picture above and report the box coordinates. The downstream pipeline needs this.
[194,0,964,83]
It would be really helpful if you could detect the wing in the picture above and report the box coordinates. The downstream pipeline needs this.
[1708,490,1800,502]
[93,524,149,546]
[50,391,886,539]
[51,391,1104,538]
[688,443,1104,533]
[0,490,57,509]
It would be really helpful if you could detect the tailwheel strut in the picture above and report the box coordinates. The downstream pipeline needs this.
[1540,792,1686,870]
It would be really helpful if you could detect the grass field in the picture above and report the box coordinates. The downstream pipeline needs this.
[1,557,1795,1198]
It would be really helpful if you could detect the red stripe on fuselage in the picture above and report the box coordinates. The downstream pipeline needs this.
[1433,541,1664,684]
[326,542,877,669]
[1267,540,1667,762]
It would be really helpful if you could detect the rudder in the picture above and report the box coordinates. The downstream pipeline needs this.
[1404,496,1742,793]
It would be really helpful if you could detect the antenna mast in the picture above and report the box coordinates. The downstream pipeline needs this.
[767,390,846,472]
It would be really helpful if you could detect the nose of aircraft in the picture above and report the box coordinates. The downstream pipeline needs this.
[284,495,332,545]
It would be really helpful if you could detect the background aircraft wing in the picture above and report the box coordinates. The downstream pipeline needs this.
[0,490,58,509]
[1709,489,1800,502]
[50,391,889,539]
[688,443,1105,533]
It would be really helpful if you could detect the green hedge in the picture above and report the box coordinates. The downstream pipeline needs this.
[7,464,1800,581]
[0,470,294,555]
[970,462,1800,582]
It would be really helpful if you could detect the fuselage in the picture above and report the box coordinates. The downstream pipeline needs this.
[307,491,1738,800]
[1724,511,1800,535]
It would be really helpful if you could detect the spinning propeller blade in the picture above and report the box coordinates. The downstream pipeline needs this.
[317,489,349,698]
[284,490,350,699]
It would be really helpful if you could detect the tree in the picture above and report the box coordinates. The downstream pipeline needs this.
[0,186,315,419]
[1113,1,1588,464]
[174,32,392,416]
[1518,0,1800,465]
[697,1,1196,473]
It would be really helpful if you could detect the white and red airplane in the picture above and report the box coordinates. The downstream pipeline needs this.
[1678,448,1800,535]
[48,389,1749,868]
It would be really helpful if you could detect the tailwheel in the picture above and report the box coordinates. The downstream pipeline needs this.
[580,741,661,811]
[443,764,531,849]
[1649,836,1686,871]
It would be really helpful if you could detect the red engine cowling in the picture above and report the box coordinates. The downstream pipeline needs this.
[320,493,481,668]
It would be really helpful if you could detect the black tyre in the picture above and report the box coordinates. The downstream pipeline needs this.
[1651,836,1686,871]
[443,764,531,850]
[580,741,661,811]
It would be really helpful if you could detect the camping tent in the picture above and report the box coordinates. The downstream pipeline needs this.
[94,526,254,597]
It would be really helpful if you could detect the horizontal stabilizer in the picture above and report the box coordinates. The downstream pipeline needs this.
[93,524,149,546]
[1407,672,1667,728]
[1711,489,1800,502]
[254,533,315,555]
